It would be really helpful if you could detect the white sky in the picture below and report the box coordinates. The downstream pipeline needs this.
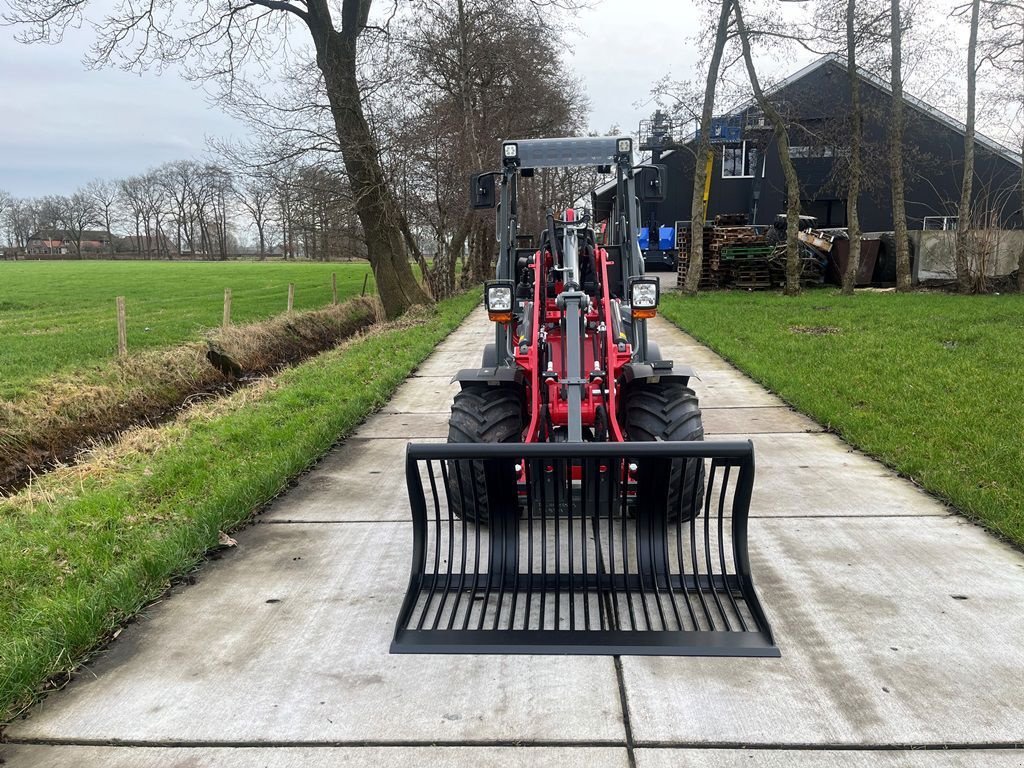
[0,0,995,198]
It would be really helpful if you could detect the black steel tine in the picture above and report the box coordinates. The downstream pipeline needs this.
[479,469,499,632]
[690,462,715,630]
[675,479,698,631]
[580,458,591,630]
[434,460,457,631]
[717,464,744,631]
[632,458,653,632]
[568,459,576,631]
[487,465,507,633]
[554,458,562,629]
[646,462,669,632]
[446,460,468,630]
[621,459,636,630]
[540,459,548,630]
[660,461,684,632]
[522,459,535,632]
[605,458,620,629]
[464,461,483,631]
[704,461,730,631]
[416,460,443,631]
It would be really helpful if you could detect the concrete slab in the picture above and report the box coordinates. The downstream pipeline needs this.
[380,377,460,414]
[622,515,1024,745]
[635,749,1024,768]
[745,433,942,518]
[1,745,630,768]
[354,412,449,439]
[7,523,624,744]
[262,437,439,522]
[702,406,820,435]
[691,379,786,408]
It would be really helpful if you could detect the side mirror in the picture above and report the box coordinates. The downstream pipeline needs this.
[638,164,667,202]
[470,172,497,209]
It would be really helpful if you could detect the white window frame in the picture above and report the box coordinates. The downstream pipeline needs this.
[721,140,759,179]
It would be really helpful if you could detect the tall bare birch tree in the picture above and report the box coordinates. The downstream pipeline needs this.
[890,0,912,291]
[684,0,734,295]
[955,0,982,293]
[842,0,864,295]
[733,0,804,295]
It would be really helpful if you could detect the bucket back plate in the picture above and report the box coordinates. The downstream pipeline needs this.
[392,441,778,657]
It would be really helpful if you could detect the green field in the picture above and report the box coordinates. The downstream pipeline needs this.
[0,261,375,400]
[660,290,1024,546]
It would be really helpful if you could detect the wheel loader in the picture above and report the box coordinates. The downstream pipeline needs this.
[393,137,777,656]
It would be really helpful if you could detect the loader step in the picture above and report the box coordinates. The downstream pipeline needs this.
[392,442,778,657]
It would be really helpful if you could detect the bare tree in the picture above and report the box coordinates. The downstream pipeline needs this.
[890,0,912,290]
[236,175,276,259]
[955,0,982,292]
[840,0,864,295]
[733,0,804,295]
[5,0,430,317]
[85,179,119,255]
[684,0,734,295]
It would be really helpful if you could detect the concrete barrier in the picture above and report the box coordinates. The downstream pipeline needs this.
[909,229,1024,283]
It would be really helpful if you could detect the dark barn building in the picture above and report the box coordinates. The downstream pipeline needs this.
[598,56,1023,238]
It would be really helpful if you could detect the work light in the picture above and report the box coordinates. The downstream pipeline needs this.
[485,280,515,323]
[630,277,659,319]
[616,138,632,154]
[503,142,518,158]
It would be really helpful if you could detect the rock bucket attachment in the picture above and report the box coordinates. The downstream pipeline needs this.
[392,441,777,657]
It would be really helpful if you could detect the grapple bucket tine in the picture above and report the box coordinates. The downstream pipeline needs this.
[392,441,778,657]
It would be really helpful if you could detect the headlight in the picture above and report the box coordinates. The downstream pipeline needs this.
[630,278,659,318]
[485,280,515,322]
[503,142,518,158]
[616,137,632,154]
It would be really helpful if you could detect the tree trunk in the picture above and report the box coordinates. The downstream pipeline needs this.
[956,0,981,293]
[734,0,802,296]
[890,0,912,291]
[684,0,733,295]
[1019,129,1024,293]
[842,0,862,296]
[313,8,430,319]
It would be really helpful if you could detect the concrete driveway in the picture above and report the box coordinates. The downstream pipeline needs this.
[4,307,1024,767]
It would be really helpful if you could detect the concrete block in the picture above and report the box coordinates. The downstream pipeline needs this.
[1,745,630,768]
[8,523,624,744]
[635,749,1024,768]
[622,515,1024,745]
[702,407,820,435]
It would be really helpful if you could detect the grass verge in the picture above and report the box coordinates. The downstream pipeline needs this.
[0,261,375,399]
[0,298,379,491]
[0,290,479,724]
[660,289,1024,545]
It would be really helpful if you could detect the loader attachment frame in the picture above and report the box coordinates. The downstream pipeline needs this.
[393,441,778,657]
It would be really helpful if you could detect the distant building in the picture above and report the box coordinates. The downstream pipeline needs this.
[595,55,1023,234]
[27,230,112,255]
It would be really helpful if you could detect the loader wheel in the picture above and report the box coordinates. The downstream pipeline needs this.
[624,382,706,521]
[446,385,524,524]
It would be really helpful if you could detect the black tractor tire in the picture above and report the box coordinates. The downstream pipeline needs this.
[446,385,524,524]
[624,382,706,521]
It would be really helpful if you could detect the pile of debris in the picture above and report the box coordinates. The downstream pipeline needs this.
[676,214,845,290]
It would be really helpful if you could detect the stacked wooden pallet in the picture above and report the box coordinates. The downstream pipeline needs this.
[676,225,717,290]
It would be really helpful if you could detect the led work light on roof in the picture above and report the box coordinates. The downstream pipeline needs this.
[503,143,518,158]
[630,277,659,319]
[485,280,515,323]
[616,138,632,154]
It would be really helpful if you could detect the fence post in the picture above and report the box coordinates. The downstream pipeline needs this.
[287,283,295,312]
[331,272,338,305]
[223,288,232,327]
[361,274,369,297]
[116,296,127,358]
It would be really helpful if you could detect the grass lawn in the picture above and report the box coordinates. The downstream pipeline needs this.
[660,289,1024,545]
[0,261,374,399]
[0,290,479,723]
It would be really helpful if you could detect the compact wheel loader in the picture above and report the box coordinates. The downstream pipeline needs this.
[393,137,777,656]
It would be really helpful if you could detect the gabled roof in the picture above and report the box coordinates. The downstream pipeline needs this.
[732,55,1021,168]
